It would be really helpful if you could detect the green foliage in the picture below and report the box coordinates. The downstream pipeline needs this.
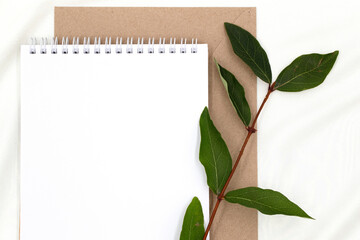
[274,51,339,92]
[181,22,339,238]
[180,197,205,240]
[225,187,313,219]
[199,107,232,195]
[215,59,251,126]
[225,22,272,84]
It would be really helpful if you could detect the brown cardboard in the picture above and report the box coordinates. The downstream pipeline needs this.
[55,7,257,240]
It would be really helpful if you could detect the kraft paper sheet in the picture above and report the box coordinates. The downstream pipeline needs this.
[54,7,257,240]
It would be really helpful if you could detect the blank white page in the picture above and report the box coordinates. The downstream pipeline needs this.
[20,44,208,240]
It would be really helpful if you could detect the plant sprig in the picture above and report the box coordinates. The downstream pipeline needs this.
[180,22,339,240]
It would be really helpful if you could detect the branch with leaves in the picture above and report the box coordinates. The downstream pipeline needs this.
[179,22,339,240]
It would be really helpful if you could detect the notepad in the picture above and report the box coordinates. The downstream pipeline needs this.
[20,39,209,240]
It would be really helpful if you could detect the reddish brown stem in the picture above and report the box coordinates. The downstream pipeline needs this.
[203,83,274,240]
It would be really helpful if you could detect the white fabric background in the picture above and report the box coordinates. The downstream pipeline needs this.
[1,0,360,239]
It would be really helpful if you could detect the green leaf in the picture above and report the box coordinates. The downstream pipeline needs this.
[199,107,232,195]
[180,197,205,240]
[215,59,251,126]
[225,187,313,219]
[274,51,339,92]
[225,22,272,84]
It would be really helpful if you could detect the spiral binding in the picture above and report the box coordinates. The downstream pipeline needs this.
[28,37,198,54]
